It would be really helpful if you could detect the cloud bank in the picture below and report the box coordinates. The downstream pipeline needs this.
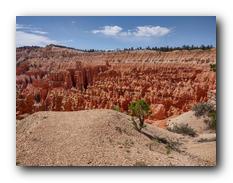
[92,25,171,38]
[16,31,58,47]
[16,24,57,47]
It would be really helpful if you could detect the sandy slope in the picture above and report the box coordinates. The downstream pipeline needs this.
[167,111,210,133]
[16,109,215,166]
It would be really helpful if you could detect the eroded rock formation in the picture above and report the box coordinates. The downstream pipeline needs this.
[16,45,216,120]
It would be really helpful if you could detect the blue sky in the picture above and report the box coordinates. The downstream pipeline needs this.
[16,16,216,50]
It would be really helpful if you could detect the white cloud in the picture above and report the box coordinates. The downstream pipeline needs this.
[16,24,30,30]
[29,30,48,35]
[16,24,48,35]
[16,23,58,47]
[133,26,171,37]
[92,26,123,36]
[92,25,171,38]
[16,31,58,47]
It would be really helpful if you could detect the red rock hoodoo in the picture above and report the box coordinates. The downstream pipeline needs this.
[16,45,216,120]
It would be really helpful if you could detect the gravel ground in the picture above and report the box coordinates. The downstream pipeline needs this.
[16,109,215,166]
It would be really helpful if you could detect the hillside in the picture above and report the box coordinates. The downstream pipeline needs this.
[16,109,216,166]
[16,45,216,122]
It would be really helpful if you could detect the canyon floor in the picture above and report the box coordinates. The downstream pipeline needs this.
[16,109,216,166]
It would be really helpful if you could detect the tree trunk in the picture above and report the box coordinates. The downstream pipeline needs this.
[139,115,144,130]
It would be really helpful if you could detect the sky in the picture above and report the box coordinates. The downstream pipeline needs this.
[16,16,216,50]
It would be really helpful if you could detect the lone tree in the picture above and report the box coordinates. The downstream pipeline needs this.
[129,99,150,131]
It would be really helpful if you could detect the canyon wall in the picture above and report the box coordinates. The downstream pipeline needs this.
[16,46,216,120]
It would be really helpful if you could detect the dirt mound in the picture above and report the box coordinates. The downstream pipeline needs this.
[167,111,210,133]
[16,109,215,166]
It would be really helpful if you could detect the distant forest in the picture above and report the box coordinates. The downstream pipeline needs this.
[18,44,215,52]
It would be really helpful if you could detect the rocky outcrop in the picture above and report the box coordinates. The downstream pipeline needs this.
[149,104,166,120]
[16,46,216,120]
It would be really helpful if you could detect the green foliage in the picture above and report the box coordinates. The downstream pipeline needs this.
[18,44,214,53]
[123,44,214,52]
[165,144,172,155]
[208,110,217,130]
[167,124,197,137]
[192,103,216,130]
[210,63,216,72]
[112,105,120,112]
[192,103,213,117]
[192,103,217,130]
[129,99,150,117]
[129,99,150,130]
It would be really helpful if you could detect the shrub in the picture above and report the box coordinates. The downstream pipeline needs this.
[210,63,216,72]
[192,103,216,130]
[167,124,197,137]
[165,144,172,155]
[192,103,213,117]
[129,99,150,131]
[208,110,216,130]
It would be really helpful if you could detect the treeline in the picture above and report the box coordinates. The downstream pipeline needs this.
[17,44,215,53]
[125,44,214,51]
[78,44,215,52]
[16,46,41,50]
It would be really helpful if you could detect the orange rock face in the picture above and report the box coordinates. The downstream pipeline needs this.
[149,104,166,120]
[16,46,216,120]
